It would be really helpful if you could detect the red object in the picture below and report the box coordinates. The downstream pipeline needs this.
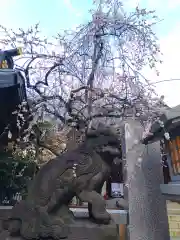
[103,192,108,200]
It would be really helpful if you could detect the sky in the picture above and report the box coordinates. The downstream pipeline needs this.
[1,0,180,107]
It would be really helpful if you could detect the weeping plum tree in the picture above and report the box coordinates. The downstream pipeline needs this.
[0,1,171,216]
[0,0,168,155]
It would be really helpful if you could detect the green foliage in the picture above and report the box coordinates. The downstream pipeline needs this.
[0,150,39,204]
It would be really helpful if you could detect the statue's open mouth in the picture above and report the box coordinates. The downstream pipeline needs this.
[101,145,121,155]
[97,144,122,166]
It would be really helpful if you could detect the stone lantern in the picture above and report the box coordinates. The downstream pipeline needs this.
[0,48,27,147]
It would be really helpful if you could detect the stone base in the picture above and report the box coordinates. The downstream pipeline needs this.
[0,219,119,240]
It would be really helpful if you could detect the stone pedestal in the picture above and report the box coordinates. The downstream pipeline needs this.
[0,219,119,240]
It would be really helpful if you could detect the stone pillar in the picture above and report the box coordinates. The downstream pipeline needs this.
[122,119,170,240]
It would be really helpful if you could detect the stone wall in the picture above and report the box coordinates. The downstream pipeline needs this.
[167,201,180,240]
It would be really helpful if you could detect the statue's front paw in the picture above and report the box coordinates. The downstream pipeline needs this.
[52,223,69,239]
[8,219,21,236]
[92,211,111,224]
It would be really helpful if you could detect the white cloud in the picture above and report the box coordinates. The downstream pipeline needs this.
[124,0,140,9]
[167,0,180,9]
[121,0,180,107]
[123,0,180,107]
[63,0,82,17]
[142,22,180,107]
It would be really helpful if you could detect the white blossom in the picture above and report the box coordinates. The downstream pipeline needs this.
[164,132,170,141]
[8,131,12,139]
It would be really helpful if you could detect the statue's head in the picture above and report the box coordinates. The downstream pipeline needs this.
[85,123,122,165]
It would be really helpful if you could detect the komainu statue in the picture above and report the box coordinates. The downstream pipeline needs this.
[2,124,122,240]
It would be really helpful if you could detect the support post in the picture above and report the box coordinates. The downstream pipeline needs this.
[122,119,170,240]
